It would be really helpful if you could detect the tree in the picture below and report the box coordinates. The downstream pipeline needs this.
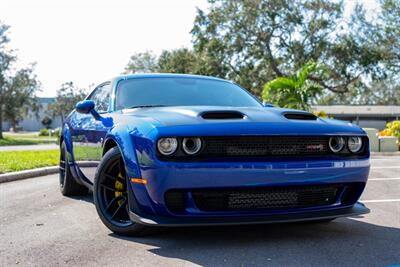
[317,0,400,105]
[158,48,198,74]
[262,61,323,110]
[3,65,40,131]
[318,75,400,105]
[124,51,158,74]
[124,0,398,105]
[0,22,13,138]
[49,82,87,124]
[0,22,39,137]
[191,0,389,96]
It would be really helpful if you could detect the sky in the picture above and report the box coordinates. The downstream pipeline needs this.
[0,0,378,97]
[0,0,208,96]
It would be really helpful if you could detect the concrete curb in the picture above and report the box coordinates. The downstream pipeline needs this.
[0,166,59,184]
[0,161,98,184]
[371,152,400,157]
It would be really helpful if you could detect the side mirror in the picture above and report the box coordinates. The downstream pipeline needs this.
[263,103,274,107]
[76,100,95,114]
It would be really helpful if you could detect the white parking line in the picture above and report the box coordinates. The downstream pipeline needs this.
[371,166,400,169]
[369,178,400,181]
[362,199,400,203]
[371,157,400,160]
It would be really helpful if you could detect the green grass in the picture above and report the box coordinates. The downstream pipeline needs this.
[0,150,59,174]
[3,133,52,139]
[0,137,56,146]
[73,146,101,161]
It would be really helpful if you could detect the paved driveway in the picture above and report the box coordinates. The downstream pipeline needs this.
[0,157,399,266]
[0,144,58,152]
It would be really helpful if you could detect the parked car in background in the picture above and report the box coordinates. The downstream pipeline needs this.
[59,74,370,236]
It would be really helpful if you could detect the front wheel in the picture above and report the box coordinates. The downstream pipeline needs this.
[93,147,152,236]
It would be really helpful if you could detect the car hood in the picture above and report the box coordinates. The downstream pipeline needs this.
[121,106,365,136]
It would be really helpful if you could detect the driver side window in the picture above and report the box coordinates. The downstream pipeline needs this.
[89,82,111,113]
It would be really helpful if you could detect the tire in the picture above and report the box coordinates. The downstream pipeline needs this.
[59,141,89,196]
[93,147,152,236]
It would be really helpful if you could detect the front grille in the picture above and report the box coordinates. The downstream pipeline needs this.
[165,191,186,212]
[192,185,341,212]
[202,136,329,157]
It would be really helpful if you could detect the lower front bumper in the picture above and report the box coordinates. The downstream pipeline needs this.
[129,202,370,227]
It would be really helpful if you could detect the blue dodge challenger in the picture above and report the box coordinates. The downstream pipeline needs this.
[59,74,370,236]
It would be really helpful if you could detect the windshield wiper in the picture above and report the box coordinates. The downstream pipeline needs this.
[127,104,168,109]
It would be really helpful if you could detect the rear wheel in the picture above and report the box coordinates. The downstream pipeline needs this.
[59,141,88,196]
[93,147,151,236]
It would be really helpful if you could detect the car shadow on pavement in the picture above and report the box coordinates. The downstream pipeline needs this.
[111,218,400,266]
[70,193,94,204]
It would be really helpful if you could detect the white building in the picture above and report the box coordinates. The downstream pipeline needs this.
[312,105,400,130]
[1,97,62,131]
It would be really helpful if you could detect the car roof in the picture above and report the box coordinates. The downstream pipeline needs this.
[112,73,231,83]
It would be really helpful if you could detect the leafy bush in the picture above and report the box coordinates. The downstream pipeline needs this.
[379,121,400,141]
[53,127,61,144]
[379,121,400,150]
[39,127,61,138]
[38,128,49,136]
[53,127,61,138]
[314,110,329,118]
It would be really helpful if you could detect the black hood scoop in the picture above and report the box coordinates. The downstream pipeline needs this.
[200,111,245,120]
[283,112,317,120]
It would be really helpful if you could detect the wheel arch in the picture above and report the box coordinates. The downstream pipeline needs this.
[102,130,141,179]
[102,131,145,215]
[103,138,118,156]
[61,124,73,159]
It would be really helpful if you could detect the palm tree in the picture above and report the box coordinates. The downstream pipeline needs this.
[262,61,323,111]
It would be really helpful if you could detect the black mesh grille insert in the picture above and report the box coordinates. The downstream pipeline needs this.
[192,185,341,212]
[202,136,329,157]
[165,191,186,212]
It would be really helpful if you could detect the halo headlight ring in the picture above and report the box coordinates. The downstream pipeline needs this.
[157,138,178,156]
[182,137,202,155]
[329,137,345,153]
[347,136,363,153]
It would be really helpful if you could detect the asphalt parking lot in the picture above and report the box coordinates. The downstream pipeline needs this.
[1,157,399,267]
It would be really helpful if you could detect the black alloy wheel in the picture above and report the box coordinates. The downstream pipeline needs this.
[94,147,152,236]
[96,153,131,226]
[59,141,88,196]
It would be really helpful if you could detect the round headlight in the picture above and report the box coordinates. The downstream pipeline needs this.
[157,138,178,155]
[329,137,345,153]
[348,136,363,153]
[182,137,202,155]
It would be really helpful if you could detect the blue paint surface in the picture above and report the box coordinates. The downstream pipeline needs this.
[62,74,370,224]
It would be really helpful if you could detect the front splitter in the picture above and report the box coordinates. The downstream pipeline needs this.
[129,202,369,227]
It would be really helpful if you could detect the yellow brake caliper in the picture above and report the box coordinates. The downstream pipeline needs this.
[115,173,125,206]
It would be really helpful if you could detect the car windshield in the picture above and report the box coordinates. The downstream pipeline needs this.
[115,77,262,110]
